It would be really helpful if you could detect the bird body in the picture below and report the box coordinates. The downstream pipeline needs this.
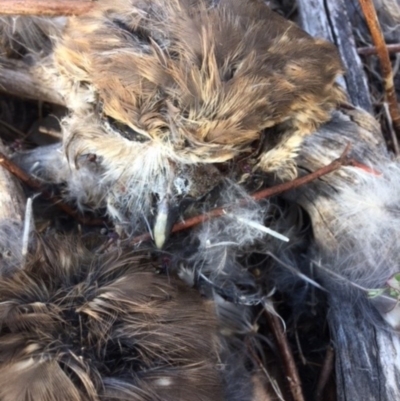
[0,233,260,401]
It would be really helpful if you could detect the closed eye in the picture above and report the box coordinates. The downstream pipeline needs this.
[105,116,149,143]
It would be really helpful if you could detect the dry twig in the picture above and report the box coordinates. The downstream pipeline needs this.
[0,152,42,190]
[358,43,400,56]
[382,101,400,154]
[132,145,351,244]
[0,152,104,226]
[314,345,335,401]
[0,0,93,16]
[358,0,400,142]
[265,309,305,401]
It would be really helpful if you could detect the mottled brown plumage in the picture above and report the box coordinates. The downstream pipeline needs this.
[5,0,344,245]
[56,0,344,170]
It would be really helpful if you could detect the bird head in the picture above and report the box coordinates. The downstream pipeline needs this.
[12,0,344,246]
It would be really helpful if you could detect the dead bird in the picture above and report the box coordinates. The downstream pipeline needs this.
[5,0,344,247]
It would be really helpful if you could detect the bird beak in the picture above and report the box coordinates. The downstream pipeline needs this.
[153,194,174,249]
[153,194,194,249]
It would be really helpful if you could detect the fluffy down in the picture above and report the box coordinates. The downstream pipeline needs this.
[311,159,400,329]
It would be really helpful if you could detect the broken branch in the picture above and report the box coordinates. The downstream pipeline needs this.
[0,0,93,16]
[358,43,400,56]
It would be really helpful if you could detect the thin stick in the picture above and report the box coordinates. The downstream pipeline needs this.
[265,308,305,401]
[382,101,400,155]
[0,0,93,16]
[358,43,400,56]
[314,346,335,401]
[0,152,42,190]
[359,0,400,140]
[131,145,351,244]
[0,152,104,226]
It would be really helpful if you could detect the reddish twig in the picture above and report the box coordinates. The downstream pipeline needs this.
[358,0,400,143]
[265,309,305,401]
[0,0,93,16]
[0,152,41,190]
[358,43,400,56]
[132,145,351,244]
[0,152,104,226]
[314,346,335,401]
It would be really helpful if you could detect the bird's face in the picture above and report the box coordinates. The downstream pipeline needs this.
[49,0,344,244]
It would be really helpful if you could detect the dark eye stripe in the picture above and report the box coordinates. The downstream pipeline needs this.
[106,116,149,143]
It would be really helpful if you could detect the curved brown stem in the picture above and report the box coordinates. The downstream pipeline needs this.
[359,0,400,146]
